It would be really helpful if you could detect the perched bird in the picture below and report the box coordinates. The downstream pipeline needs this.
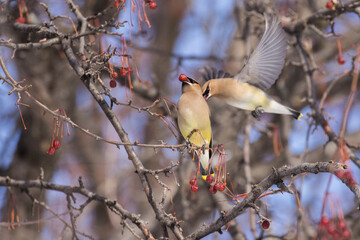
[177,74,214,179]
[201,14,302,120]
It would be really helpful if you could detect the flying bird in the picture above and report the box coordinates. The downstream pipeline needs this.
[201,14,302,120]
[177,74,214,180]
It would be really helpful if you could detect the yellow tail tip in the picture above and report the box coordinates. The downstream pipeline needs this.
[297,113,303,120]
[201,173,215,181]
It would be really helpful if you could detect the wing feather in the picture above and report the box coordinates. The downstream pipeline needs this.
[234,14,287,91]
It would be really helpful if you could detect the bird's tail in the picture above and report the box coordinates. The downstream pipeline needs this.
[288,108,303,120]
[196,148,214,180]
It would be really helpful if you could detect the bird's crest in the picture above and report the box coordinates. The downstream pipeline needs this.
[199,66,233,82]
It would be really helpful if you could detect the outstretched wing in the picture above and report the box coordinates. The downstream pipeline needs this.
[234,14,287,91]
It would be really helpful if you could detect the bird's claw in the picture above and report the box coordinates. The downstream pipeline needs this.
[251,106,264,120]
[185,141,193,149]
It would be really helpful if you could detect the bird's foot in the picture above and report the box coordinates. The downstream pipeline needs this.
[185,141,193,149]
[251,106,264,120]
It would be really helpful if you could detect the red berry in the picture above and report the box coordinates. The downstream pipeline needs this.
[191,184,199,192]
[320,216,330,227]
[337,56,345,65]
[326,1,334,10]
[261,220,270,230]
[327,223,336,235]
[126,67,133,75]
[206,174,214,184]
[214,182,225,192]
[15,17,26,24]
[110,80,117,88]
[120,68,127,76]
[114,0,121,8]
[209,185,217,194]
[336,219,346,230]
[343,229,351,239]
[52,139,61,149]
[47,147,55,155]
[189,178,196,185]
[179,74,188,82]
[111,71,118,79]
[332,232,341,239]
[149,1,157,9]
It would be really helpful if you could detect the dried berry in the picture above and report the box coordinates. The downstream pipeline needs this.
[111,71,118,79]
[191,184,199,192]
[110,80,117,88]
[326,1,334,10]
[262,220,270,230]
[120,68,127,76]
[214,182,225,192]
[189,178,196,186]
[47,147,56,155]
[209,185,217,194]
[337,56,345,65]
[52,139,61,149]
[320,216,330,227]
[149,1,157,9]
[205,174,214,184]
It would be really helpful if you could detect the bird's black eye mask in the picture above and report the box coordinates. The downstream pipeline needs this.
[203,85,210,98]
[182,77,199,87]
[187,77,198,84]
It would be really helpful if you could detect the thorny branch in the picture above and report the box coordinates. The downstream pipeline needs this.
[186,162,360,240]
[60,32,185,239]
[1,162,358,239]
[0,176,154,239]
[0,52,186,150]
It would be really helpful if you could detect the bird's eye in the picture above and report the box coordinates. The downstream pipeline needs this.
[187,77,198,84]
[203,85,210,97]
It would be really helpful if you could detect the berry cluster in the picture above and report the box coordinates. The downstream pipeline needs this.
[109,67,134,88]
[189,175,226,194]
[319,216,351,239]
[46,109,69,156]
[207,174,225,193]
[109,71,118,88]
[120,67,133,76]
[189,178,198,192]
[47,139,61,155]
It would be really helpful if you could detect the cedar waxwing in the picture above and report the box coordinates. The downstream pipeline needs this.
[177,74,214,179]
[201,15,302,120]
